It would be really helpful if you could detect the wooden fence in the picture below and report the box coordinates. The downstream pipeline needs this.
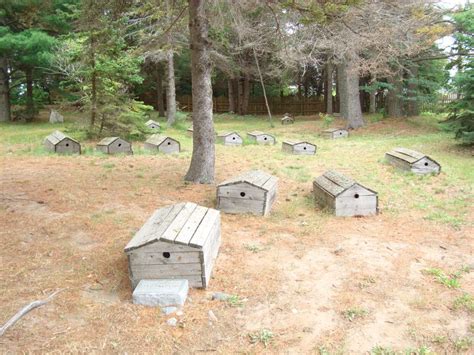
[176,95,326,116]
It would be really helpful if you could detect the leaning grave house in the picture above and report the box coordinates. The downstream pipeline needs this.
[385,147,441,175]
[247,131,276,145]
[124,202,221,289]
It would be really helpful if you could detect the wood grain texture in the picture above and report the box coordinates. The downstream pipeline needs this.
[217,170,277,215]
[313,171,377,216]
[125,203,221,289]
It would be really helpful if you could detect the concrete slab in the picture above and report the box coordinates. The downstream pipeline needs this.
[133,279,189,307]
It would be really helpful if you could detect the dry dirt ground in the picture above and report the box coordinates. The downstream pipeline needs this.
[0,115,473,353]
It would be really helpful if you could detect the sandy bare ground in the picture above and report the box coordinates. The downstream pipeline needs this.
[0,120,473,353]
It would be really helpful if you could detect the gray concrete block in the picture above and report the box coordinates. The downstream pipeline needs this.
[133,279,189,307]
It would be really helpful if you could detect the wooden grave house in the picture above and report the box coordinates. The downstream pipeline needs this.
[313,170,378,217]
[247,131,276,145]
[385,147,441,175]
[217,132,243,146]
[146,120,161,130]
[144,134,180,154]
[44,130,81,154]
[282,140,316,155]
[96,137,133,155]
[216,170,278,216]
[281,113,294,125]
[124,202,221,289]
[322,128,349,139]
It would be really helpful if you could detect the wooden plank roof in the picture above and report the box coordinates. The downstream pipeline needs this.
[124,202,219,251]
[145,134,176,146]
[146,119,160,126]
[323,128,346,133]
[97,137,119,146]
[45,130,78,145]
[282,140,315,146]
[217,131,240,137]
[386,147,428,164]
[314,170,375,197]
[218,170,276,190]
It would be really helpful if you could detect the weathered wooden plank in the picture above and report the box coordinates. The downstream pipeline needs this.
[394,147,425,160]
[217,196,264,215]
[313,175,345,197]
[261,176,278,192]
[386,151,418,164]
[174,205,208,245]
[129,251,201,265]
[124,204,176,252]
[161,202,198,243]
[141,241,197,253]
[202,220,221,287]
[217,183,266,200]
[335,195,377,217]
[189,209,220,248]
[130,263,202,276]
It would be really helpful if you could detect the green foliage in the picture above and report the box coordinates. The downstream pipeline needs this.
[249,329,274,347]
[342,307,368,322]
[453,293,474,313]
[424,266,470,289]
[55,5,151,138]
[442,4,474,144]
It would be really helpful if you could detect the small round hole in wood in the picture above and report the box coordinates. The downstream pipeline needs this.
[167,141,171,145]
[424,162,428,166]
[303,146,307,150]
[118,143,122,147]
[232,137,236,140]
[264,137,267,140]
[66,143,69,147]
[354,193,360,199]
[339,132,342,135]
[163,252,170,258]
[240,192,246,197]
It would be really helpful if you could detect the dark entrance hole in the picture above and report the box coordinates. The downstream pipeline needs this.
[232,137,236,140]
[354,193,360,199]
[163,252,171,258]
[303,146,307,150]
[264,137,267,140]
[240,192,246,197]
[118,143,122,147]
[424,162,428,166]
[65,143,69,147]
[167,141,171,145]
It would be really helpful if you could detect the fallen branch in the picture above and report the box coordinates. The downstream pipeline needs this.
[0,289,63,337]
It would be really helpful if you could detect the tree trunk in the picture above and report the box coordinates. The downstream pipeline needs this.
[341,57,364,129]
[228,78,237,113]
[166,50,177,126]
[387,70,404,118]
[337,63,347,119]
[0,57,11,122]
[239,73,250,115]
[237,76,244,115]
[184,0,215,184]
[406,65,419,116]
[25,68,35,122]
[156,62,165,117]
[325,61,333,114]
[90,34,97,128]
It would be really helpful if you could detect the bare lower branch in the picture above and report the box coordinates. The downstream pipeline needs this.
[0,289,63,337]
